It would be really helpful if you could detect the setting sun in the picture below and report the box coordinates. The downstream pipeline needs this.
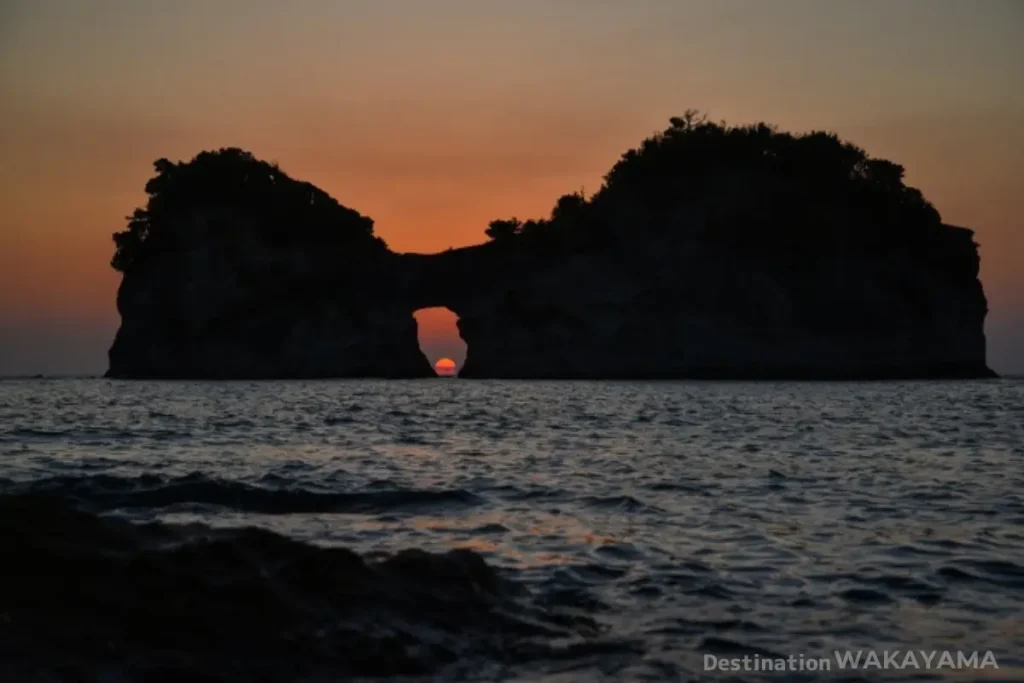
[434,357,457,377]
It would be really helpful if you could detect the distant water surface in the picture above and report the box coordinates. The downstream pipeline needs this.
[2,378,1022,681]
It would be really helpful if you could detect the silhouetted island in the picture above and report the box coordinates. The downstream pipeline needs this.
[107,113,994,379]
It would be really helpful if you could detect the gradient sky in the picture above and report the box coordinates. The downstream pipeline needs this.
[1,0,1022,375]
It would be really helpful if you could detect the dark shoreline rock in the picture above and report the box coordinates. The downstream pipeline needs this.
[106,118,995,380]
[0,493,592,682]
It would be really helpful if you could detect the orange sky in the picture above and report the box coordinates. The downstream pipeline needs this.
[1,1,1022,374]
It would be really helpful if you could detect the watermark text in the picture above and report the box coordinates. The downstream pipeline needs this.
[704,650,999,673]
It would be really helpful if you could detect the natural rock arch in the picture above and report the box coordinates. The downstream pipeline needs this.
[106,118,994,380]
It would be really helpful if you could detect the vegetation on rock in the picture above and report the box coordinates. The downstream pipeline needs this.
[484,111,948,257]
[111,148,384,272]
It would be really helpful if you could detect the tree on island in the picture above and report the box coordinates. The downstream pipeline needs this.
[482,110,943,253]
[484,218,522,241]
[111,148,384,272]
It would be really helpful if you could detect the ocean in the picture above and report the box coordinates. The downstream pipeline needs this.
[2,378,1022,682]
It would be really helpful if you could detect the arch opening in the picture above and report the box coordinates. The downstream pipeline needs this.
[412,307,466,377]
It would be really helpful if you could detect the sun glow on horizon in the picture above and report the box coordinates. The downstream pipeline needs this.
[415,307,466,374]
[434,357,457,377]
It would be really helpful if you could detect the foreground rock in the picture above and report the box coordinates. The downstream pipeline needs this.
[0,494,597,681]
[107,116,994,379]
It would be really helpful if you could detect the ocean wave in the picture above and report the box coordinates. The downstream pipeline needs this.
[0,494,603,682]
[3,426,186,441]
[0,473,484,514]
[580,494,663,513]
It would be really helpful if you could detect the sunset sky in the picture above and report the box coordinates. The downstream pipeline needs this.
[1,0,1021,375]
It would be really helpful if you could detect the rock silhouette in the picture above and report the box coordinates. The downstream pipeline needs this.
[107,114,994,379]
[1,493,597,681]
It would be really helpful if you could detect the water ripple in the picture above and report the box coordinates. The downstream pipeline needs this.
[0,377,1022,681]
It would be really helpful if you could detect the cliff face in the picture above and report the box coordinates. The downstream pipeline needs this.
[107,124,994,380]
[107,236,432,380]
[449,227,990,379]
